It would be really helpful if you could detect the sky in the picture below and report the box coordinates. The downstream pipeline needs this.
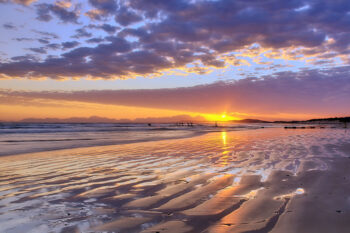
[0,0,350,122]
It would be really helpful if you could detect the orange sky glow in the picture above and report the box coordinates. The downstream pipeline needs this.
[0,97,325,123]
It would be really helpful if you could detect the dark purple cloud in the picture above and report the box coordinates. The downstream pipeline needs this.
[71,28,92,39]
[38,39,49,44]
[3,23,16,30]
[35,3,52,22]
[62,41,80,49]
[87,24,119,34]
[28,43,61,54]
[32,30,59,39]
[11,54,38,62]
[2,67,350,119]
[88,0,117,13]
[86,0,117,19]
[28,47,47,54]
[46,43,61,50]
[99,24,118,34]
[86,37,104,44]
[35,3,79,24]
[13,37,34,42]
[114,7,142,26]
[2,0,350,80]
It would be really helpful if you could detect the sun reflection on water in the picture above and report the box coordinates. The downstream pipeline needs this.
[221,131,227,146]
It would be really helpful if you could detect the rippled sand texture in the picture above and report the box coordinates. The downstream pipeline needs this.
[1,128,350,233]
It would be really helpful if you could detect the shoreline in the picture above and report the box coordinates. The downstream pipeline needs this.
[1,123,345,158]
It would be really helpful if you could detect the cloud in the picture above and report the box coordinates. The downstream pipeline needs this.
[13,0,36,5]
[11,54,38,62]
[55,0,72,9]
[85,0,118,20]
[35,3,52,22]
[71,28,92,39]
[32,30,59,39]
[114,7,142,26]
[2,0,350,80]
[38,39,49,44]
[2,67,350,119]
[28,47,47,54]
[87,23,119,34]
[3,23,16,30]
[86,37,104,44]
[62,41,80,49]
[35,2,79,23]
[84,9,105,20]
[87,0,117,16]
[100,24,118,34]
[13,37,34,42]
[46,43,61,50]
[0,0,37,5]
[3,37,169,79]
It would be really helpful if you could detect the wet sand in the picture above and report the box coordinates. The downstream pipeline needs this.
[1,127,350,232]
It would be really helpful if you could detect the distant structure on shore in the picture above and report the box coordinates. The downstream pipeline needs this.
[175,122,194,127]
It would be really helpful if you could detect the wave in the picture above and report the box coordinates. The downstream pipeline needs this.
[1,138,94,143]
[0,122,263,134]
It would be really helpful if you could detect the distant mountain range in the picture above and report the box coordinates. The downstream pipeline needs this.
[18,115,206,124]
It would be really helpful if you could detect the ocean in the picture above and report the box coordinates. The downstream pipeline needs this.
[0,122,265,156]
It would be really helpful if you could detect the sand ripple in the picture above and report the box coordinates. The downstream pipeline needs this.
[1,128,350,232]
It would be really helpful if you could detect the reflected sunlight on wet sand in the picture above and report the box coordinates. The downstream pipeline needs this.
[1,127,350,233]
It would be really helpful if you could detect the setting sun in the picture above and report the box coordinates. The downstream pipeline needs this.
[203,113,240,122]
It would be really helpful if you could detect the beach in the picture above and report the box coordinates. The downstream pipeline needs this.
[1,126,350,232]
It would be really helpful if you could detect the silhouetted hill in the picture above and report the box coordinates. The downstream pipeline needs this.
[19,115,206,124]
[274,116,350,124]
[234,117,350,124]
[307,117,350,123]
